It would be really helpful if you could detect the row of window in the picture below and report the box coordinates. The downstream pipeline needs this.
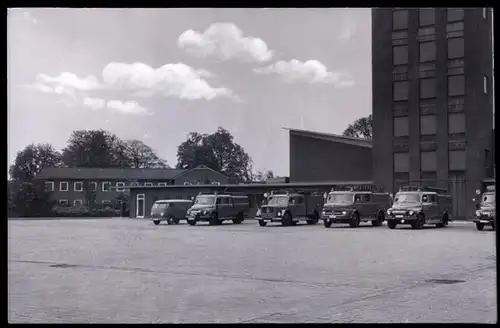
[394,113,465,137]
[393,75,480,101]
[45,181,169,192]
[393,8,486,31]
[393,38,465,66]
[394,150,466,173]
[59,199,115,206]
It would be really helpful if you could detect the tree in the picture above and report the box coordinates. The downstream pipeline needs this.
[61,129,131,168]
[9,181,55,217]
[253,170,275,182]
[9,143,64,183]
[343,114,372,140]
[176,127,253,183]
[123,139,168,168]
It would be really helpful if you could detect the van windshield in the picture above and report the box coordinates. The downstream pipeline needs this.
[327,193,353,204]
[195,196,215,205]
[267,196,289,207]
[152,203,168,212]
[393,193,420,204]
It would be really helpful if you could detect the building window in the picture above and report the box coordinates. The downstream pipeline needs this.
[130,182,139,187]
[74,181,83,192]
[447,38,464,59]
[448,75,465,96]
[393,81,408,101]
[419,8,435,26]
[158,182,167,187]
[393,116,409,137]
[420,78,436,99]
[45,181,54,191]
[394,152,410,173]
[144,182,153,187]
[448,113,466,134]
[484,75,488,94]
[449,150,466,171]
[393,45,408,66]
[419,41,436,62]
[116,182,125,192]
[74,199,83,206]
[59,199,69,206]
[102,200,112,204]
[393,10,408,30]
[420,115,437,135]
[447,8,464,22]
[102,182,111,192]
[60,181,68,192]
[90,182,98,191]
[421,151,437,172]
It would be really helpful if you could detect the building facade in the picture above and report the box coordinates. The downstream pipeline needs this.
[372,8,494,219]
[35,165,229,208]
[287,128,373,183]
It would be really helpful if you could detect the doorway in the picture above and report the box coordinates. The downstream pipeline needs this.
[136,194,145,218]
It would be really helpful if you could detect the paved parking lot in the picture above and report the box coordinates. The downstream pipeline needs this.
[8,218,497,323]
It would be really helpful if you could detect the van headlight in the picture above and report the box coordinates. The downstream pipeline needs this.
[408,210,414,216]
[322,211,326,215]
[277,211,282,217]
[342,211,347,215]
[387,210,392,215]
[160,213,164,217]
[202,210,207,215]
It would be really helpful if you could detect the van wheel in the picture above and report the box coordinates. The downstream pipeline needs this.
[167,216,175,225]
[436,214,448,228]
[282,212,293,226]
[387,221,397,229]
[209,213,219,226]
[411,214,425,229]
[491,221,495,231]
[476,222,484,231]
[153,220,160,225]
[306,212,319,225]
[174,218,180,224]
[371,212,384,226]
[258,220,267,227]
[188,220,196,226]
[349,212,360,228]
[233,213,243,224]
[323,220,332,228]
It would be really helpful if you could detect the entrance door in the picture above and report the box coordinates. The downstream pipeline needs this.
[136,194,145,218]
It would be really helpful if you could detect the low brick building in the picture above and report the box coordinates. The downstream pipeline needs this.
[35,165,229,208]
[286,128,373,183]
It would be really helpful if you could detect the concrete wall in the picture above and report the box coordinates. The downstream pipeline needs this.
[289,134,372,182]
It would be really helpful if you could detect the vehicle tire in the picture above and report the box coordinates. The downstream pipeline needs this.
[291,220,298,226]
[187,220,196,226]
[232,213,243,224]
[324,220,332,228]
[258,220,267,227]
[153,220,160,225]
[371,212,384,227]
[387,221,397,229]
[282,212,293,226]
[476,222,484,231]
[436,214,448,228]
[349,212,360,228]
[167,216,175,225]
[491,221,495,231]
[411,214,425,230]
[306,212,319,225]
[174,218,180,225]
[209,213,219,226]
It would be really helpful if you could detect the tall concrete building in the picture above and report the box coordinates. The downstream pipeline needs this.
[372,8,494,219]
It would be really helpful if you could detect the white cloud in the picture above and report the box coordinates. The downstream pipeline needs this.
[23,11,37,24]
[253,59,355,86]
[107,100,152,115]
[36,72,101,97]
[102,62,233,101]
[83,97,106,110]
[178,22,274,63]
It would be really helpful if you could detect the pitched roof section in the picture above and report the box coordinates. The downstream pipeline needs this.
[35,167,186,180]
[172,165,229,180]
[283,127,372,149]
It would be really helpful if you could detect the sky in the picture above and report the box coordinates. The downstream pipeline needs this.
[7,8,372,177]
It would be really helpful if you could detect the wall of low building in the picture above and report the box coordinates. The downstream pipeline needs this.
[173,169,229,185]
[289,134,372,182]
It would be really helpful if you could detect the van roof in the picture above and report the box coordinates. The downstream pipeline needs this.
[154,199,192,203]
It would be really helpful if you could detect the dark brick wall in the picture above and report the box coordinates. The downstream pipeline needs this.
[289,134,372,182]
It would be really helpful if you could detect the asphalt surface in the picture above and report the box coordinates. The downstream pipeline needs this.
[8,218,497,323]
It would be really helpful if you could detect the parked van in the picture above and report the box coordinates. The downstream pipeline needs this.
[151,199,193,225]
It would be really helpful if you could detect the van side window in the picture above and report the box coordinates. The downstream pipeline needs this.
[429,194,437,203]
[297,197,304,204]
[354,194,361,202]
[362,194,371,202]
[170,203,175,207]
[422,194,429,202]
[216,198,222,204]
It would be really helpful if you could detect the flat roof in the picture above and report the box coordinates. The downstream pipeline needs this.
[283,127,372,149]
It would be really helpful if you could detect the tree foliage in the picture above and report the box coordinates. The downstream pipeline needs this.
[9,143,64,183]
[123,139,168,168]
[253,170,275,182]
[343,114,372,140]
[176,127,253,182]
[9,181,55,217]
